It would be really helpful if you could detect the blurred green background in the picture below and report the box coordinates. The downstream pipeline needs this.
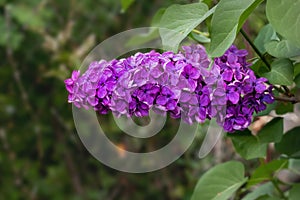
[0,0,267,199]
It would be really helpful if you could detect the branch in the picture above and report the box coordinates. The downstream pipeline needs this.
[274,96,300,104]
[240,28,271,70]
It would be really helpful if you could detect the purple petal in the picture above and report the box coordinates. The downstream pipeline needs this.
[97,88,107,98]
[255,83,267,93]
[200,95,210,107]
[156,95,168,105]
[222,70,233,82]
[166,99,177,110]
[228,91,240,104]
[71,70,80,80]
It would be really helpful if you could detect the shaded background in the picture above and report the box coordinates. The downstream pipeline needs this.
[0,0,270,199]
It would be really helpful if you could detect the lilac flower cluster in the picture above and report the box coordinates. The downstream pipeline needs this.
[65,44,274,133]
[209,46,274,132]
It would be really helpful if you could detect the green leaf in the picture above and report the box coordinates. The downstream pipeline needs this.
[266,0,300,48]
[258,118,283,143]
[120,0,135,12]
[275,102,294,115]
[275,127,300,157]
[294,74,300,88]
[294,63,300,77]
[242,182,275,200]
[289,184,300,200]
[254,24,277,54]
[262,58,294,86]
[229,130,267,160]
[10,4,45,30]
[151,8,166,27]
[289,159,300,175]
[237,0,264,31]
[190,32,211,43]
[209,0,258,57]
[191,161,247,200]
[259,195,276,200]
[159,3,212,51]
[265,40,300,58]
[251,59,271,76]
[247,159,288,187]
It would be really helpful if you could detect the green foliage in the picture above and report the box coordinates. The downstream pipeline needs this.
[229,130,268,160]
[247,159,288,187]
[209,0,260,57]
[237,0,264,32]
[275,127,300,158]
[289,184,300,200]
[266,0,300,48]
[289,159,300,175]
[159,3,211,51]
[265,40,300,58]
[190,32,211,44]
[10,4,45,30]
[229,118,283,159]
[242,182,275,200]
[258,118,283,143]
[254,24,277,54]
[120,0,135,12]
[295,74,300,88]
[294,63,300,77]
[191,161,247,200]
[275,102,294,115]
[251,59,271,77]
[263,58,294,86]
[0,15,23,50]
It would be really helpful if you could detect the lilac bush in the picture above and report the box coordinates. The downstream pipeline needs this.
[65,44,274,132]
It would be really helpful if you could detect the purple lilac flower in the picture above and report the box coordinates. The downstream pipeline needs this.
[64,44,274,133]
[211,45,274,132]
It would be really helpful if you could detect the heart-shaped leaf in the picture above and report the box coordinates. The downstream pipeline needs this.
[263,58,294,86]
[159,3,212,51]
[191,161,247,200]
[266,0,300,48]
[209,0,260,57]
[265,40,300,58]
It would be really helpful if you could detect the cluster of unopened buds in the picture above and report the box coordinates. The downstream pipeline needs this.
[65,44,274,133]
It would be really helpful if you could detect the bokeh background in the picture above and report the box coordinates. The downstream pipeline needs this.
[0,0,270,199]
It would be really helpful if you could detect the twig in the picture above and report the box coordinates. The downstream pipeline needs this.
[240,28,271,71]
[274,96,300,104]
[282,85,293,97]
[273,85,286,94]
